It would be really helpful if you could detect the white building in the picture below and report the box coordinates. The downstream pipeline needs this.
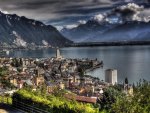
[105,69,117,85]
[56,48,62,59]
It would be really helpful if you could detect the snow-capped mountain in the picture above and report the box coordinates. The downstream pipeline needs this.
[61,3,150,42]
[0,11,72,48]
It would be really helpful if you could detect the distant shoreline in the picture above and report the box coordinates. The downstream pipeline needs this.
[67,41,150,47]
[1,41,150,50]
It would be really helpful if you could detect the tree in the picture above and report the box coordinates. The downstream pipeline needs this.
[0,67,8,77]
[77,67,85,86]
[1,79,16,89]
[78,67,85,77]
[111,80,150,113]
[41,83,47,97]
[11,58,21,67]
[97,87,124,111]
[125,77,128,84]
[132,83,135,90]
[19,58,23,67]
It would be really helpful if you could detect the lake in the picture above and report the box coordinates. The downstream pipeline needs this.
[7,46,150,84]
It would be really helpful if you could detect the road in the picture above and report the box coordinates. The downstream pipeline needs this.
[0,104,25,113]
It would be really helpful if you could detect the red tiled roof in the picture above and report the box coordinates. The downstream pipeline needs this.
[65,94,97,104]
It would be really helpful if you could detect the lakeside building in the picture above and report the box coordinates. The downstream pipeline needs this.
[105,69,117,85]
[56,48,62,59]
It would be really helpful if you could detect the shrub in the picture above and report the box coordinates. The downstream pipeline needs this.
[12,89,99,113]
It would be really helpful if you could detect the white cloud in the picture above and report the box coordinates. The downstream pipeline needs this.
[119,3,144,12]
[116,3,150,22]
[78,20,86,24]
[64,24,78,29]
[55,26,63,31]
[89,3,150,24]
[0,8,9,14]
[92,14,105,22]
[60,3,150,29]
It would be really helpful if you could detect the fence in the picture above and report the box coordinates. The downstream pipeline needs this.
[13,99,51,113]
[0,95,50,113]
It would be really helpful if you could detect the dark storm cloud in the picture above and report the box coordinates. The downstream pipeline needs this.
[55,6,113,15]
[0,0,114,20]
[0,0,149,26]
[15,1,57,10]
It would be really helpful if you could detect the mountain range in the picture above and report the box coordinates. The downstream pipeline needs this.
[61,3,150,43]
[61,20,150,42]
[0,11,72,48]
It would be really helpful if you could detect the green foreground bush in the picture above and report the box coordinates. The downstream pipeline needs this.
[12,89,99,113]
[111,80,150,113]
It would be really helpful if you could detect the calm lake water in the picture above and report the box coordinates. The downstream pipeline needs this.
[7,46,150,84]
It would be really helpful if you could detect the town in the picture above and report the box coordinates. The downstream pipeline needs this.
[0,48,133,105]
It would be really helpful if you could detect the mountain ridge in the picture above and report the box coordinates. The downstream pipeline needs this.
[61,20,150,42]
[0,11,72,48]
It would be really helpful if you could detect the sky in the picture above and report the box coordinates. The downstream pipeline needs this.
[0,0,150,28]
